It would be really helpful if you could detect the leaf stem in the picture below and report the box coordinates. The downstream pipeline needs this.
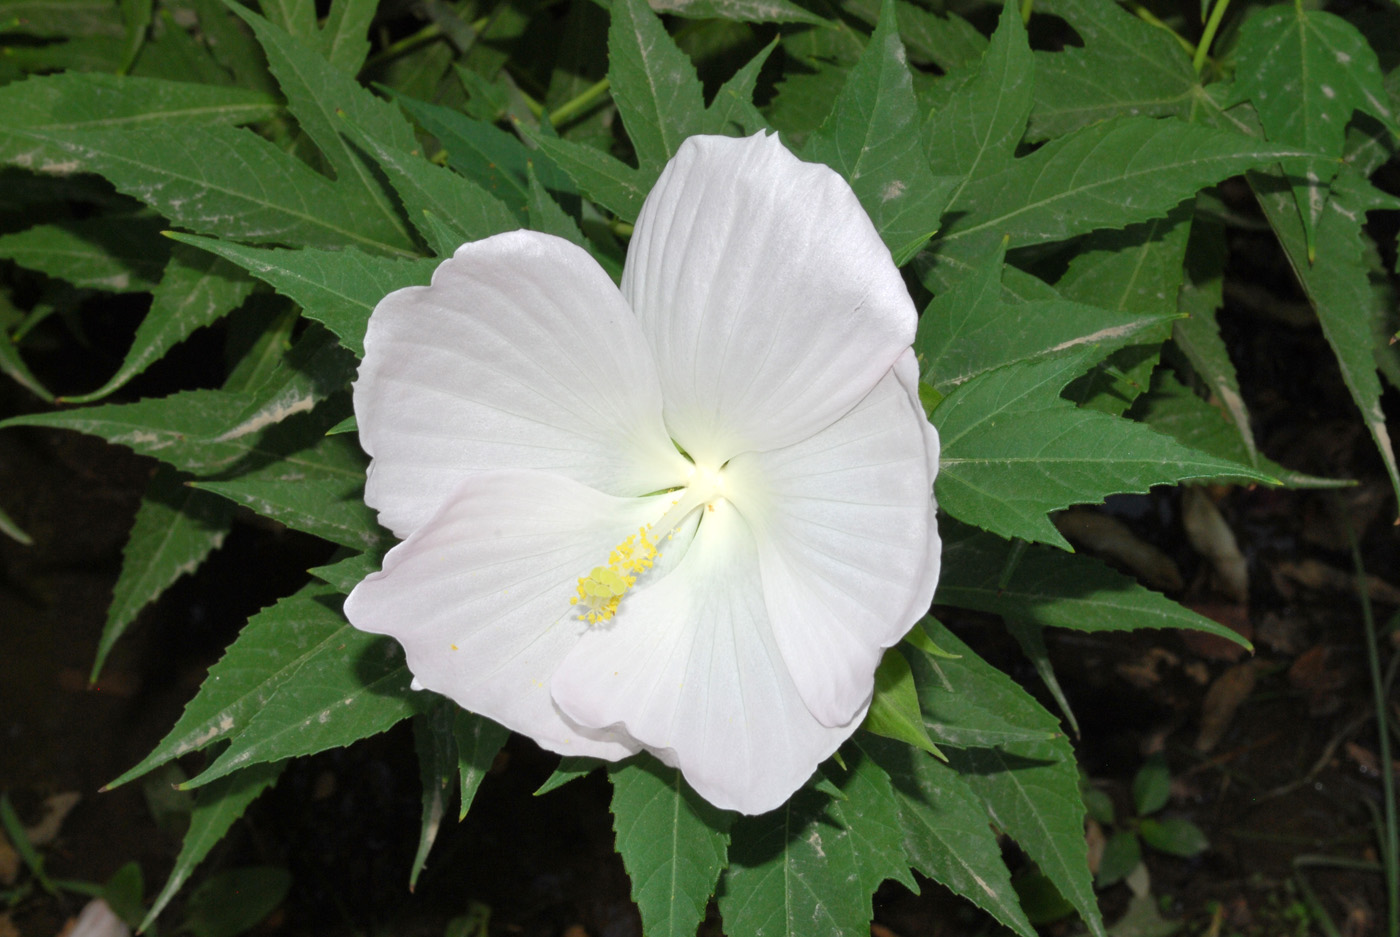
[1127,3,1197,57]
[1019,0,1033,25]
[1193,0,1231,75]
[549,77,611,127]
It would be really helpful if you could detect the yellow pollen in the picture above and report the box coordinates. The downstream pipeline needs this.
[570,525,660,624]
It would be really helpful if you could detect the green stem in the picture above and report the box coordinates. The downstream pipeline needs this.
[1193,0,1231,75]
[1340,494,1400,937]
[1128,3,1196,57]
[1019,0,1033,25]
[550,77,611,127]
[362,22,444,71]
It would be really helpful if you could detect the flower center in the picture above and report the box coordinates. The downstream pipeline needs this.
[570,465,726,624]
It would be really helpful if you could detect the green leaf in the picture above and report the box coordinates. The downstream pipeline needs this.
[609,759,731,937]
[1005,618,1080,737]
[915,240,1175,394]
[2,0,125,37]
[0,502,33,546]
[410,698,458,890]
[1138,817,1208,858]
[923,0,1031,186]
[649,0,825,23]
[804,0,955,260]
[1132,753,1171,816]
[1028,0,1196,141]
[184,866,292,937]
[140,761,286,933]
[608,0,706,172]
[862,646,943,757]
[185,622,416,788]
[64,243,256,403]
[905,619,1061,748]
[0,292,53,404]
[0,71,279,168]
[921,619,1104,937]
[318,0,378,73]
[535,756,604,795]
[167,234,439,356]
[861,738,1036,936]
[933,352,1276,548]
[309,551,380,594]
[94,465,234,681]
[118,0,152,73]
[218,324,357,443]
[338,113,518,255]
[1251,165,1400,508]
[699,38,775,137]
[934,520,1255,647]
[227,2,418,251]
[0,217,168,292]
[521,128,650,222]
[820,752,919,897]
[1132,369,1346,489]
[1095,831,1140,888]
[107,581,353,788]
[24,123,418,256]
[453,709,508,820]
[935,117,1317,264]
[1231,4,1398,253]
[1055,203,1190,415]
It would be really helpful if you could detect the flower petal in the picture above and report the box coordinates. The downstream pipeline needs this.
[723,350,940,727]
[357,231,689,539]
[621,133,917,466]
[344,469,689,760]
[551,500,857,814]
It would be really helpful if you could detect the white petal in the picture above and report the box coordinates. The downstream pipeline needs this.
[343,469,689,760]
[357,230,689,539]
[621,133,917,466]
[723,349,940,727]
[551,501,857,814]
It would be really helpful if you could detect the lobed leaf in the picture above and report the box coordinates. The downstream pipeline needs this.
[609,759,732,937]
[607,0,706,172]
[0,216,168,292]
[453,709,508,820]
[410,699,458,889]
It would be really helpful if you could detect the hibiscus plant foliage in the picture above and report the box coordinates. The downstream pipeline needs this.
[0,0,1396,930]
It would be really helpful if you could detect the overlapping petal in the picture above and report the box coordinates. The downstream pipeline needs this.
[621,133,919,466]
[345,470,684,760]
[550,500,856,814]
[722,350,941,727]
[357,231,690,538]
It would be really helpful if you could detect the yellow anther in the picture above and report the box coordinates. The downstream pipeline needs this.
[571,525,660,624]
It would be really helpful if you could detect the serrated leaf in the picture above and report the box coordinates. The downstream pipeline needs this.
[1251,165,1400,509]
[862,737,1036,937]
[1171,208,1258,463]
[107,581,352,788]
[1231,4,1398,252]
[0,71,279,168]
[318,0,377,73]
[1055,203,1190,415]
[410,698,457,890]
[0,217,168,292]
[520,128,650,222]
[2,0,125,37]
[919,619,1104,937]
[308,551,380,594]
[535,756,604,795]
[700,38,775,137]
[766,62,850,141]
[933,352,1276,548]
[905,621,1060,748]
[609,759,731,937]
[935,519,1255,646]
[924,0,1031,187]
[227,2,417,250]
[139,761,286,933]
[1028,0,1196,141]
[338,113,518,255]
[862,646,942,757]
[94,465,234,681]
[453,709,508,820]
[934,116,1316,267]
[719,784,868,935]
[649,0,825,23]
[167,234,439,356]
[805,0,954,260]
[64,243,256,403]
[219,323,356,442]
[22,123,417,256]
[1004,618,1079,737]
[185,619,417,789]
[608,0,706,172]
[193,430,383,552]
[1132,369,1346,488]
[915,240,1175,394]
[820,752,919,896]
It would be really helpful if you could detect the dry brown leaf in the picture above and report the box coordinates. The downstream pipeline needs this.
[1085,818,1106,875]
[1182,487,1249,602]
[25,791,80,847]
[0,914,18,937]
[1195,662,1259,752]
[1180,602,1253,662]
[1273,559,1400,605]
[1288,646,1348,715]
[1055,508,1183,591]
[0,832,17,887]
